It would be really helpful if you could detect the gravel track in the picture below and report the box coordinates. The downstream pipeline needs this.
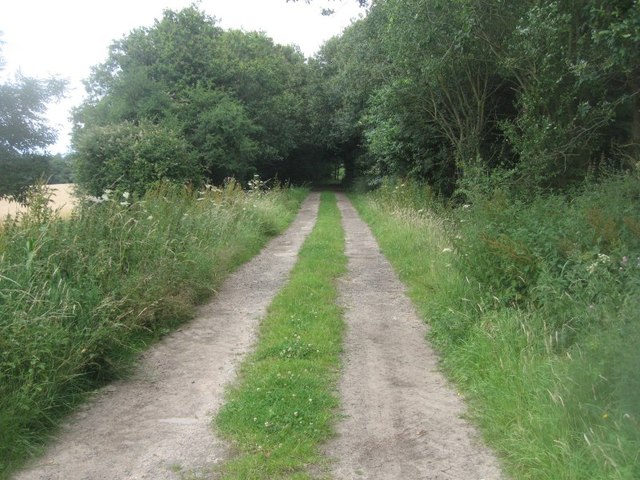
[14,191,505,480]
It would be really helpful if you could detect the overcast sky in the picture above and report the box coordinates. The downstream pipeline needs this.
[0,0,364,153]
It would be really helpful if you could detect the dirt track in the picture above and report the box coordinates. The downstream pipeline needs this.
[13,191,505,479]
[324,194,504,479]
[13,193,320,480]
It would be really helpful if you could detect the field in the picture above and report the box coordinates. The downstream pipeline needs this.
[0,184,77,219]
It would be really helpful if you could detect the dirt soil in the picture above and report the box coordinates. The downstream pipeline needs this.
[13,192,320,480]
[324,193,505,480]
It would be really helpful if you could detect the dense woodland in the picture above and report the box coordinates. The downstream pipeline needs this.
[66,0,639,198]
[1,1,638,197]
[1,1,639,478]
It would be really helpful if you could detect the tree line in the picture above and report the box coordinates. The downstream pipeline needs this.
[0,40,69,200]
[314,0,639,197]
[2,1,638,197]
[72,7,327,195]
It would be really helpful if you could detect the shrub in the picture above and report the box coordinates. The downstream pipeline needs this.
[74,121,201,196]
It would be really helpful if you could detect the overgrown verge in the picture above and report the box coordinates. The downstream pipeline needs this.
[0,182,307,479]
[215,191,346,479]
[351,173,640,480]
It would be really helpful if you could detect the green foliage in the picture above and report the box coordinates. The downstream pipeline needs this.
[353,173,640,479]
[0,74,66,156]
[176,87,259,183]
[0,183,308,478]
[455,172,640,319]
[74,6,313,191]
[216,192,346,478]
[74,121,200,196]
[0,155,50,201]
[47,154,73,184]
[0,61,67,200]
[0,154,73,202]
[311,0,640,194]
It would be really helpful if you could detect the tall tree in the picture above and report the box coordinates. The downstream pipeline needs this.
[74,6,312,192]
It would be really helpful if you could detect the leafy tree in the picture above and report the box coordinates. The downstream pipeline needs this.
[48,153,74,183]
[74,6,314,191]
[175,86,259,183]
[0,45,66,199]
[308,0,639,194]
[211,30,309,175]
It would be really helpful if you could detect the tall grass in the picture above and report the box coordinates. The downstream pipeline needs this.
[351,172,640,480]
[0,181,307,478]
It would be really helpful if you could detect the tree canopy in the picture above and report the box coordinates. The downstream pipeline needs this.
[71,1,639,196]
[308,0,640,196]
[73,6,315,195]
[0,44,67,200]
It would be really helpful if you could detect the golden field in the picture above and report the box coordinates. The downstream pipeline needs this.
[0,184,77,219]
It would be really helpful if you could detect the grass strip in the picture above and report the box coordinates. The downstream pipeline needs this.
[0,183,307,479]
[350,190,640,480]
[215,191,346,479]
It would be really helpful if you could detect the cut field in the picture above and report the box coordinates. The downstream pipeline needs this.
[0,184,77,219]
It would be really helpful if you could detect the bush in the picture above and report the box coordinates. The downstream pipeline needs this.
[455,173,640,315]
[74,121,201,196]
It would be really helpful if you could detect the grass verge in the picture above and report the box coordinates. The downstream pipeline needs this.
[0,182,307,479]
[350,175,639,480]
[215,191,346,479]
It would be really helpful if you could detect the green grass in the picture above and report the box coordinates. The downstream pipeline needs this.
[215,191,346,479]
[350,174,640,480]
[0,181,308,479]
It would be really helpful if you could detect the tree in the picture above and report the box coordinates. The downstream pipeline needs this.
[0,43,66,199]
[175,87,259,183]
[74,6,313,190]
[308,0,639,194]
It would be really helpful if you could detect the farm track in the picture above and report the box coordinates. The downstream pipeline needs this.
[13,193,321,480]
[14,191,505,480]
[323,193,505,479]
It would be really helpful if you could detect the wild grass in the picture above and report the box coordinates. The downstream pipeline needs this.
[0,181,307,479]
[215,191,346,479]
[351,173,640,480]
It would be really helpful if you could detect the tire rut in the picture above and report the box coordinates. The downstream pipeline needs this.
[325,193,504,480]
[13,192,321,480]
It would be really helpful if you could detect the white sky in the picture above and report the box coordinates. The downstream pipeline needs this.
[0,0,364,154]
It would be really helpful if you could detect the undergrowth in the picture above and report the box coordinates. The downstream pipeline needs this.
[215,191,346,479]
[351,172,640,480]
[0,181,307,479]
